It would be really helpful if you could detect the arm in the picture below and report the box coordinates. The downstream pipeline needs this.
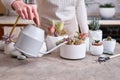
[1,0,15,10]
[1,0,40,26]
[76,0,89,34]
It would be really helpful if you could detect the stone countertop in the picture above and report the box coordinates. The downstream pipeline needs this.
[0,43,120,80]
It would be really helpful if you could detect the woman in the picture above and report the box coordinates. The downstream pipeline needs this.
[1,0,89,36]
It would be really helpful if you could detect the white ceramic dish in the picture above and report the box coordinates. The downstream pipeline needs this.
[60,43,86,59]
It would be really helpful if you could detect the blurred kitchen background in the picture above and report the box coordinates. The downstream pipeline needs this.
[86,0,120,16]
[0,0,120,42]
[0,0,120,16]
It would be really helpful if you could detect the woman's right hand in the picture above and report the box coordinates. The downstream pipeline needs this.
[11,0,40,26]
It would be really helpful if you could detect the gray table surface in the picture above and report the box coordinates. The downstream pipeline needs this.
[0,43,120,80]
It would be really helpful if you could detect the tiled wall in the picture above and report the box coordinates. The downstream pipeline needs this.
[86,0,120,16]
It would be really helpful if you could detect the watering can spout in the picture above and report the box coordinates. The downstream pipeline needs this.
[40,41,67,54]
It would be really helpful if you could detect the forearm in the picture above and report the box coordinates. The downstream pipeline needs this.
[76,0,89,33]
[1,0,15,10]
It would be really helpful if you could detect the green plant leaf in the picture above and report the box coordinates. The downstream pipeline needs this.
[56,21,64,33]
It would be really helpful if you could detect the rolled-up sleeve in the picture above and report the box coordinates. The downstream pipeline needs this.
[76,0,89,33]
[1,0,15,10]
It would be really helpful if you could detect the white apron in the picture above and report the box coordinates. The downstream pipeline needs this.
[37,0,79,36]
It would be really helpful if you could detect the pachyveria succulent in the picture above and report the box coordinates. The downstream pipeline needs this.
[48,20,67,36]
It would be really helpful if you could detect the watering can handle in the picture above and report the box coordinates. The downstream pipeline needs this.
[9,16,20,37]
[8,15,20,43]
[40,41,67,54]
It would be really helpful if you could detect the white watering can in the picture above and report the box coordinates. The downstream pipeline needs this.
[14,25,67,57]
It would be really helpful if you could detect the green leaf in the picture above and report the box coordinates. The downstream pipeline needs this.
[52,20,56,27]
[56,21,64,32]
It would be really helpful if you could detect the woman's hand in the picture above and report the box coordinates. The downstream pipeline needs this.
[12,0,40,26]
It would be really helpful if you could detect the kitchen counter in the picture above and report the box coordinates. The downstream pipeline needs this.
[0,43,120,80]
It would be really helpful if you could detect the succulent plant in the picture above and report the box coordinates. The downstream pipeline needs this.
[89,17,100,30]
[2,34,16,44]
[56,32,87,45]
[56,21,64,33]
[92,40,102,46]
[48,20,56,35]
[106,36,112,41]
[48,20,67,36]
[99,3,115,8]
[67,32,87,45]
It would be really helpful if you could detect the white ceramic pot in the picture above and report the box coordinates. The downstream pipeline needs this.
[4,42,15,54]
[60,43,86,59]
[45,35,68,53]
[90,44,103,56]
[103,39,116,54]
[89,30,102,43]
[99,8,115,19]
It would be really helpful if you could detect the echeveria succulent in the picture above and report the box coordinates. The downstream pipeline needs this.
[2,34,16,44]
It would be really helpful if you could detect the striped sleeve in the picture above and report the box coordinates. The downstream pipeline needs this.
[76,0,89,33]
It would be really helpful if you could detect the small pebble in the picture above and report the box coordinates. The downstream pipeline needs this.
[37,53,44,57]
[17,55,27,60]
[10,50,22,57]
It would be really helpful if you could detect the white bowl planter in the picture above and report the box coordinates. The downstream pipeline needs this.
[90,44,103,56]
[45,35,68,53]
[103,39,116,54]
[60,43,86,59]
[99,8,115,19]
[89,30,102,43]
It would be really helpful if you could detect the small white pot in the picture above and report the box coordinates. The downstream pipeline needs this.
[4,42,16,54]
[99,8,115,19]
[60,43,86,59]
[89,30,102,43]
[103,39,116,54]
[45,35,68,53]
[90,44,103,56]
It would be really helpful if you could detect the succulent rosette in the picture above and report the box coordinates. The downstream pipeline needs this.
[2,34,16,44]
[56,32,87,45]
[92,40,103,46]
[48,20,68,37]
